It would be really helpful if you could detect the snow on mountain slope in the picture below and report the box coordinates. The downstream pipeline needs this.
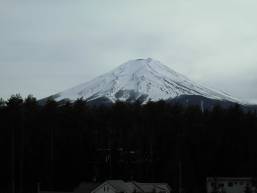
[52,58,240,104]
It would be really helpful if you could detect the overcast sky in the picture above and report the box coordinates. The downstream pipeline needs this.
[1,0,257,103]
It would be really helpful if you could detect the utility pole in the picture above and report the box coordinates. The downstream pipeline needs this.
[150,138,154,181]
[50,127,55,190]
[108,148,112,179]
[150,121,155,181]
[108,126,112,179]
[178,161,182,193]
[11,124,16,193]
[19,108,25,193]
[178,128,183,193]
[37,182,40,193]
[201,101,204,113]
[100,147,112,179]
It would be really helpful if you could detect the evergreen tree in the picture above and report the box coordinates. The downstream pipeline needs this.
[1,94,257,193]
[245,184,252,193]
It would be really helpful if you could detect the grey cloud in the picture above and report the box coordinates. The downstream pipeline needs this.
[0,0,257,103]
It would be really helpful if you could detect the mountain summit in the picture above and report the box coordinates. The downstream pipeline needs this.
[49,58,239,104]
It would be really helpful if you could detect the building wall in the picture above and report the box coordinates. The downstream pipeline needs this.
[155,187,168,193]
[92,184,116,193]
[207,178,252,193]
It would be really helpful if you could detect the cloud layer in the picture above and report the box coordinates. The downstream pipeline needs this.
[0,0,257,103]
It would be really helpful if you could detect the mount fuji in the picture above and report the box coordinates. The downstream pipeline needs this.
[44,58,242,107]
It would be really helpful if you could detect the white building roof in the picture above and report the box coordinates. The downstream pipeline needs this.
[93,180,171,193]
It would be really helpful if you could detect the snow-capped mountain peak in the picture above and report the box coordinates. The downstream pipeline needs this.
[51,58,239,104]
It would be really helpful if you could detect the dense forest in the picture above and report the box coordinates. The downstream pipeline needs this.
[1,94,257,193]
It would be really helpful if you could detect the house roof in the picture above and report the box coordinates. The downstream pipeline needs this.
[40,191,72,193]
[207,177,253,182]
[126,182,144,193]
[106,180,134,193]
[132,182,171,193]
[102,180,171,193]
[74,182,101,193]
[91,180,171,193]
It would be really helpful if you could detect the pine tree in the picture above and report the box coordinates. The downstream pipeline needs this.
[0,98,5,108]
[245,184,252,193]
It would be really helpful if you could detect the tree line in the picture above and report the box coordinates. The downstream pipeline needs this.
[0,94,257,193]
